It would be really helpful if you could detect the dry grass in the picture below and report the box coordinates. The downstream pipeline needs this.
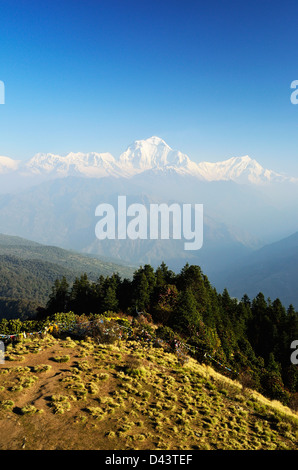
[0,334,297,450]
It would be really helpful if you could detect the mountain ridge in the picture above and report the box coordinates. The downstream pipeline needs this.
[0,232,136,319]
[0,136,294,187]
[215,231,298,308]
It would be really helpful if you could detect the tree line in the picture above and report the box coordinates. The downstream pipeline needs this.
[40,261,298,407]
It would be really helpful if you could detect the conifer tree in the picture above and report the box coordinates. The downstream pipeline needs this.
[46,276,70,314]
[101,285,119,313]
[169,287,200,335]
[69,273,92,315]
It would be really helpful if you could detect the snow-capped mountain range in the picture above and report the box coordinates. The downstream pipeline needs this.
[2,136,298,299]
[0,136,294,185]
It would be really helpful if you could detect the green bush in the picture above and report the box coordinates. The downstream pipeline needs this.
[52,355,70,363]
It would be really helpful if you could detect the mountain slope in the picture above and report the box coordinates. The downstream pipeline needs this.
[0,233,135,319]
[0,254,74,305]
[0,331,297,450]
[215,231,298,308]
[0,233,135,278]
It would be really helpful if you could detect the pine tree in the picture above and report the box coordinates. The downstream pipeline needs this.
[69,273,92,315]
[46,276,70,314]
[101,285,119,313]
[169,287,200,335]
[132,265,156,312]
[176,264,208,315]
[134,272,150,312]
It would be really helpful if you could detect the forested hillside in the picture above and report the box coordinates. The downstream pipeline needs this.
[0,234,135,279]
[1,232,298,410]
[40,262,298,409]
[0,255,74,304]
[0,234,135,319]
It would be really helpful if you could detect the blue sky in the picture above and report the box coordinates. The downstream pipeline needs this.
[1,0,298,174]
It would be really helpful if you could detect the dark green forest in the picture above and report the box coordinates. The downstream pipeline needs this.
[0,235,135,319]
[42,262,298,408]
[1,261,298,409]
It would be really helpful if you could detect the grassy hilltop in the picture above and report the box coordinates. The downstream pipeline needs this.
[0,320,297,451]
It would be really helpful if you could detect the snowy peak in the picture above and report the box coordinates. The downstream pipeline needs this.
[118,138,290,183]
[142,136,170,147]
[0,136,293,185]
[23,151,121,178]
[196,155,289,184]
[118,136,192,174]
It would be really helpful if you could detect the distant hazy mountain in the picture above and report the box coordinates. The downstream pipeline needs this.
[1,136,297,242]
[0,174,259,276]
[1,136,298,292]
[214,231,298,308]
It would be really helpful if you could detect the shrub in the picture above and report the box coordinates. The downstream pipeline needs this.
[48,312,77,332]
[52,355,70,363]
[98,373,109,381]
[156,325,177,343]
[75,360,91,371]
[49,395,71,414]
[17,375,39,389]
[124,354,146,377]
[260,371,291,405]
[20,405,40,415]
[87,318,121,344]
[86,382,99,395]
[85,406,105,419]
[0,399,14,411]
[33,364,52,373]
